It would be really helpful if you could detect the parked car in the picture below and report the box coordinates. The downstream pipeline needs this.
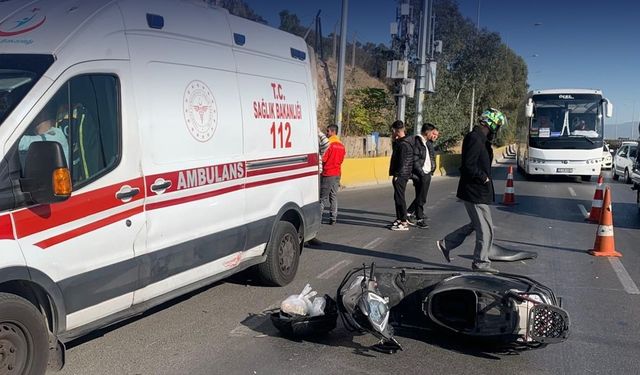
[631,150,640,212]
[613,141,638,183]
[602,144,613,169]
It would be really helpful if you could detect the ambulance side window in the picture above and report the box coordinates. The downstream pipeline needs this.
[61,75,121,188]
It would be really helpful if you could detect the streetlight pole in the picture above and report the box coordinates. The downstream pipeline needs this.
[468,0,480,132]
[334,0,348,135]
[414,0,431,135]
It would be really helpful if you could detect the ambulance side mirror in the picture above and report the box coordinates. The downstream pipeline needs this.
[20,141,72,204]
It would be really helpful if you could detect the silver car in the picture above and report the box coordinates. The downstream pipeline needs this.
[613,141,638,183]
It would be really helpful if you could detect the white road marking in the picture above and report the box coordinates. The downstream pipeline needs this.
[578,204,589,219]
[363,237,384,249]
[568,187,577,197]
[316,259,352,279]
[608,258,640,295]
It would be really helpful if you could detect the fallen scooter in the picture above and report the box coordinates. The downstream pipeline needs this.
[272,263,570,353]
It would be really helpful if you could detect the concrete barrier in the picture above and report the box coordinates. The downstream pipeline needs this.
[340,145,514,188]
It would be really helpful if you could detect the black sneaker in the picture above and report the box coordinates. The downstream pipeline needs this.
[436,240,450,262]
[407,213,417,225]
[416,220,429,229]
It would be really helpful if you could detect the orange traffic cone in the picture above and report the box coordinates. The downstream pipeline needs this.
[588,187,621,257]
[502,166,516,205]
[586,174,604,223]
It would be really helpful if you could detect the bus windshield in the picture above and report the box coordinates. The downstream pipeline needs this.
[529,94,604,149]
[0,54,54,126]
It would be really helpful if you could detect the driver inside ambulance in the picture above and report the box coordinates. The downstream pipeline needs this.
[19,105,70,163]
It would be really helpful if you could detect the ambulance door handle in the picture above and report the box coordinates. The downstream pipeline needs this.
[116,186,140,202]
[150,180,172,193]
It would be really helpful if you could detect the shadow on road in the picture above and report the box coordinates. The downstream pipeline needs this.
[330,208,396,229]
[494,194,640,229]
[306,241,469,270]
[240,308,544,361]
[494,239,588,255]
[239,310,382,358]
[394,326,545,360]
[64,279,226,350]
[331,214,394,229]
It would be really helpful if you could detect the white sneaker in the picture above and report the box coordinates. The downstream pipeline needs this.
[390,222,409,231]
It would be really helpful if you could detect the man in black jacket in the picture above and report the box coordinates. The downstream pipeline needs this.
[408,123,439,228]
[389,120,414,231]
[436,108,507,273]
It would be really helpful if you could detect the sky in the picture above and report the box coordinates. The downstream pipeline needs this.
[244,0,640,137]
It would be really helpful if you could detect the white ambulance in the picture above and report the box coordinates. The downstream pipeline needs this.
[0,0,321,372]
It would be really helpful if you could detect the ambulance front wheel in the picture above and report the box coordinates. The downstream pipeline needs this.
[258,221,300,286]
[0,293,50,375]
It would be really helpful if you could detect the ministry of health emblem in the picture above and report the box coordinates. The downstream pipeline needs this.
[183,80,218,142]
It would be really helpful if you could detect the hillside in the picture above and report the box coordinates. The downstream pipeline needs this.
[315,57,391,129]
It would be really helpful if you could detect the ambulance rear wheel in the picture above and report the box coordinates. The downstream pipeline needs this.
[0,293,49,375]
[258,221,300,286]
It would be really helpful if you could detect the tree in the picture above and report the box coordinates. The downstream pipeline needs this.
[278,10,307,36]
[205,0,267,23]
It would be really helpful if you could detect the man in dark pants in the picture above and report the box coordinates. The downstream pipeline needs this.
[320,125,345,224]
[407,123,439,228]
[436,108,507,273]
[389,120,414,231]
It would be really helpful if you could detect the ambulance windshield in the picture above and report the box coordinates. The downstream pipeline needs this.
[0,54,54,126]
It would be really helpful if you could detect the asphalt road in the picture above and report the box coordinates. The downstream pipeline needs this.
[53,158,640,375]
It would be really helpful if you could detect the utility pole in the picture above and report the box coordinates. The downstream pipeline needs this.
[414,0,431,135]
[314,11,324,60]
[469,0,480,132]
[393,1,413,123]
[334,0,348,135]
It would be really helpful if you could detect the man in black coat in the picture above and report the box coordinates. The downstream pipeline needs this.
[389,120,413,231]
[407,123,439,229]
[436,108,507,273]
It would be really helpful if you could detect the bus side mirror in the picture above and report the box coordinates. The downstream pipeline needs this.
[525,99,534,118]
[19,141,72,205]
[604,100,613,118]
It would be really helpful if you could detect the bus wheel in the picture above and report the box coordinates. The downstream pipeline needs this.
[581,175,592,182]
[258,221,300,286]
[0,293,49,375]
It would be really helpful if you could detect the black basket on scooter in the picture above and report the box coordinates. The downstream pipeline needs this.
[270,295,338,338]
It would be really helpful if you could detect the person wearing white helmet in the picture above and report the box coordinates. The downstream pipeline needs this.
[436,108,507,273]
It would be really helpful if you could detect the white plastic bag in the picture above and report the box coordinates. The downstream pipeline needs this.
[281,294,308,316]
[308,296,326,317]
[280,283,320,316]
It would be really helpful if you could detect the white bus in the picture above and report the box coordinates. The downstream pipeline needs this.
[516,89,613,181]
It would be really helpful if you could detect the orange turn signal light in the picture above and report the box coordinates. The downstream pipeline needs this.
[53,168,72,196]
